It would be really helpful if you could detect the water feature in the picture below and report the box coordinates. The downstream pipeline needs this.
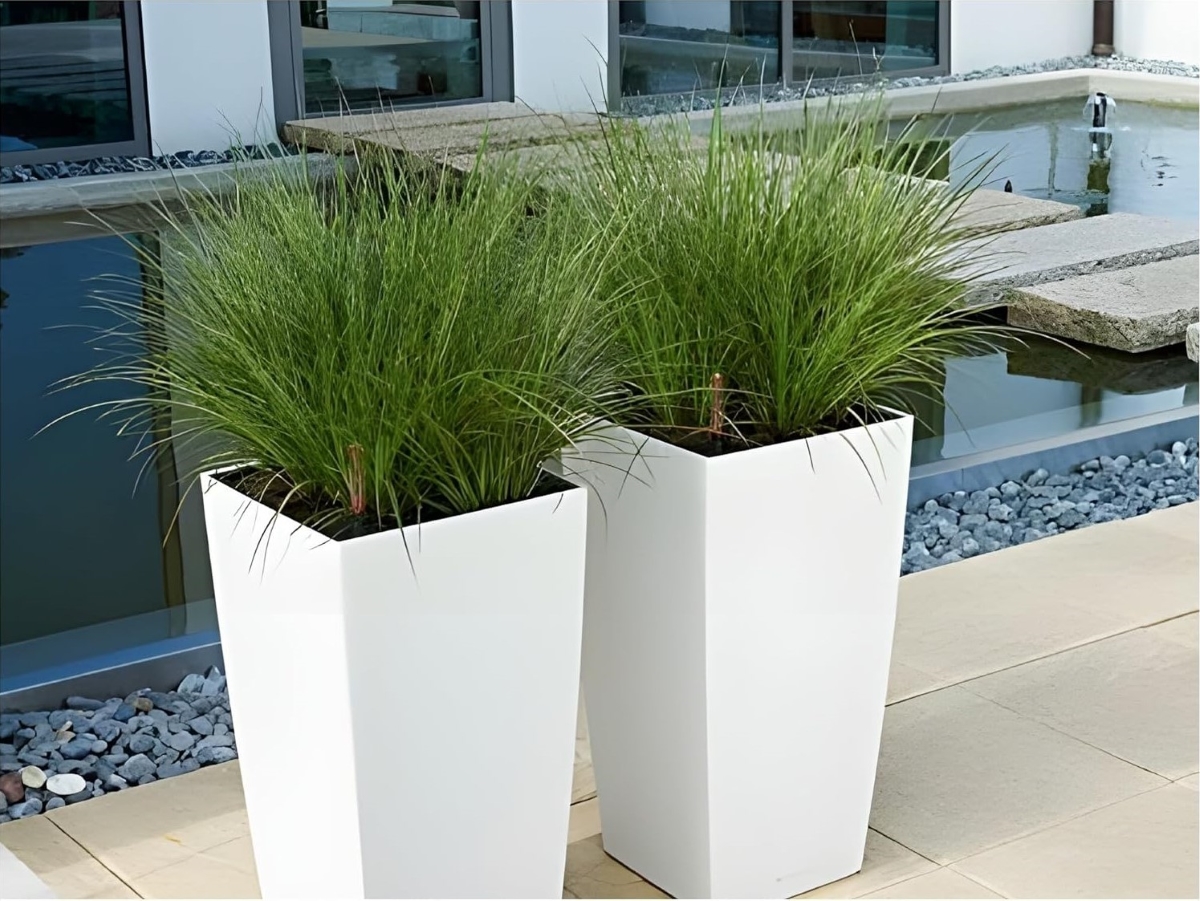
[935,97,1199,220]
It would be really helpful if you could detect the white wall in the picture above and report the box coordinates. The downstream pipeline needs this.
[949,0,1092,73]
[1115,0,1200,65]
[511,0,609,111]
[140,1,275,154]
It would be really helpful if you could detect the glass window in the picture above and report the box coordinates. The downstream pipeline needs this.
[792,1,939,81]
[618,1,781,98]
[300,0,484,114]
[0,1,137,153]
[0,230,213,648]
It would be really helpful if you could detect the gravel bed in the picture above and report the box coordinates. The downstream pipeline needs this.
[903,438,1199,575]
[0,668,236,822]
[622,54,1200,116]
[0,144,296,186]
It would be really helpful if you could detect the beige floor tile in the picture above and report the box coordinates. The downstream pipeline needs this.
[1148,612,1199,649]
[862,868,1001,899]
[893,514,1198,691]
[870,687,1166,864]
[47,761,249,883]
[572,761,597,804]
[1175,773,1199,790]
[0,816,137,899]
[953,783,1199,899]
[797,830,937,898]
[131,835,261,899]
[885,659,945,705]
[564,835,669,899]
[964,626,1199,779]
[568,798,602,845]
[1133,501,1198,544]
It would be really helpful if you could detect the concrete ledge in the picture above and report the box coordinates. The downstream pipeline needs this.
[1007,256,1200,353]
[0,154,348,221]
[961,213,1199,305]
[674,68,1198,134]
[1188,324,1199,363]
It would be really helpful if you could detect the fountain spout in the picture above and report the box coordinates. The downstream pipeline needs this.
[1083,92,1116,159]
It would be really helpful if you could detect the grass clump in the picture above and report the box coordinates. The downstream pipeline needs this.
[565,96,1005,453]
[62,153,624,536]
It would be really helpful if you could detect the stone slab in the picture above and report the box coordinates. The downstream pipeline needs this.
[1007,255,1199,352]
[960,213,1199,305]
[953,188,1081,233]
[284,107,603,159]
[1188,323,1199,362]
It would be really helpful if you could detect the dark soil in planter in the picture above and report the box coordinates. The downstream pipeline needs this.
[213,467,578,541]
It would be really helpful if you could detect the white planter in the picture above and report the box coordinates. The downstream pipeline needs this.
[563,415,913,899]
[201,474,587,899]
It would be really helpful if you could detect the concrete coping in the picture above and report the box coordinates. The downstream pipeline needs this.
[666,68,1199,133]
[0,153,350,222]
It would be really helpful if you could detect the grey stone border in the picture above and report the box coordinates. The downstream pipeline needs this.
[0,154,349,221]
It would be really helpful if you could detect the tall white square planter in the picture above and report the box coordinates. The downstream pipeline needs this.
[201,474,587,899]
[563,414,913,899]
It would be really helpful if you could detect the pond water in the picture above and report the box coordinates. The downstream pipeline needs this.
[933,98,1199,221]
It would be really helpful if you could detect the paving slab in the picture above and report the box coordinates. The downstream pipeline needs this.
[797,830,938,898]
[0,816,128,898]
[952,783,1199,899]
[959,213,1199,305]
[1007,255,1200,352]
[870,686,1168,865]
[954,188,1081,233]
[862,868,1000,899]
[964,625,1199,780]
[1188,322,1199,362]
[284,106,603,160]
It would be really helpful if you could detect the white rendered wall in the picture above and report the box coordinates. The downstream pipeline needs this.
[1115,0,1200,65]
[949,0,1092,73]
[140,1,276,154]
[511,0,609,111]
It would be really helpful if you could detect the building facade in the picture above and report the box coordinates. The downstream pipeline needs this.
[2,1,1198,166]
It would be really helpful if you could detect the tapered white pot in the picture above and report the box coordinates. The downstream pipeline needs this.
[201,474,587,899]
[563,414,913,899]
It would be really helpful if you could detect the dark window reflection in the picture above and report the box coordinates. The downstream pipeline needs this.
[0,1,135,152]
[793,1,938,81]
[0,234,212,646]
[619,1,780,97]
[300,0,483,114]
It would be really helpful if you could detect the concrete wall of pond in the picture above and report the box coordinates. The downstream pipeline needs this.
[949,0,1093,74]
[140,1,276,155]
[1115,0,1200,65]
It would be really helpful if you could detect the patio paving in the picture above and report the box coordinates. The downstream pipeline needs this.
[1,504,1196,899]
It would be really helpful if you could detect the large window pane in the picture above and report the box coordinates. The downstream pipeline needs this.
[619,1,780,98]
[0,1,135,152]
[0,231,212,648]
[793,1,938,81]
[300,1,483,114]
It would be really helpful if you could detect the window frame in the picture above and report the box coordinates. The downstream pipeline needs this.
[269,0,513,128]
[0,1,151,168]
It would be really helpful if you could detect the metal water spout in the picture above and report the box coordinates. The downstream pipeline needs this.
[1084,92,1117,159]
